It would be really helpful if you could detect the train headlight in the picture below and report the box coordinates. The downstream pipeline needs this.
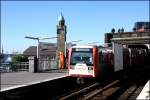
[69,66,75,69]
[88,67,93,70]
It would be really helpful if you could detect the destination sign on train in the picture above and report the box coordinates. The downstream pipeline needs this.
[75,48,92,51]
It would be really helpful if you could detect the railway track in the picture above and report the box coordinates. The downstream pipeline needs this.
[57,66,150,100]
[57,78,123,100]
[55,82,100,100]
[91,67,150,100]
[1,66,149,100]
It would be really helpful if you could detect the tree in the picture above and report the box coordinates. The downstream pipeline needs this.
[10,54,28,71]
[11,54,28,63]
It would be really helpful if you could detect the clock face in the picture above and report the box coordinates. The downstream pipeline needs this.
[60,30,64,34]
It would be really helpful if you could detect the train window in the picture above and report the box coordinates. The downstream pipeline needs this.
[70,51,93,66]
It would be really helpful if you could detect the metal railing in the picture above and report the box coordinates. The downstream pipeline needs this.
[38,59,58,71]
[13,62,29,72]
[0,62,29,72]
[0,59,58,72]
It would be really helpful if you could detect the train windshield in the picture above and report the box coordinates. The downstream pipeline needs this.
[71,48,93,66]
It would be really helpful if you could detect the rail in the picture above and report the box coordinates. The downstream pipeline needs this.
[85,67,150,100]
[13,62,29,71]
[57,66,150,100]
[83,80,120,100]
[58,82,100,100]
[0,62,29,72]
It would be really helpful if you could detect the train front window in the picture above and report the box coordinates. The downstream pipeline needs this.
[71,52,93,66]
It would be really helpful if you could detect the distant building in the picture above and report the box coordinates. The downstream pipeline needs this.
[106,21,150,50]
[133,22,150,32]
[0,54,14,63]
[23,43,56,59]
[105,33,113,43]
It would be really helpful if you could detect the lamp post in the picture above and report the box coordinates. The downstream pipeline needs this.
[69,40,83,46]
[25,36,58,59]
[25,36,40,59]
[71,40,83,43]
[87,42,100,45]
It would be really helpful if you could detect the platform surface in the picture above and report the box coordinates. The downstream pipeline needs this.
[0,70,68,91]
[137,80,150,100]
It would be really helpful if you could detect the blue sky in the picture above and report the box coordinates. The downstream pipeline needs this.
[1,1,149,54]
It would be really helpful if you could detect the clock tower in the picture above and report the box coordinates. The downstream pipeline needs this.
[56,13,67,68]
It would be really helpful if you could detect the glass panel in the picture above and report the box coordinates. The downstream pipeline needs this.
[71,51,93,66]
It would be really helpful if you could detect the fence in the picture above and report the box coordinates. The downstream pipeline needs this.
[13,62,29,72]
[0,62,29,72]
[0,59,58,72]
[0,63,11,72]
[38,59,58,71]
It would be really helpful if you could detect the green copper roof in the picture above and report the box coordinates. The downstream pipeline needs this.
[58,13,65,22]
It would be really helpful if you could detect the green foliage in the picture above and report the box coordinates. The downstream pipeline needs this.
[10,54,28,71]
[12,54,28,63]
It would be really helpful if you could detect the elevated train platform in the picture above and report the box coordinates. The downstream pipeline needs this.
[0,70,68,92]
[137,80,150,100]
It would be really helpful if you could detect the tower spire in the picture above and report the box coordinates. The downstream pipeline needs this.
[2,44,3,55]
[58,13,65,22]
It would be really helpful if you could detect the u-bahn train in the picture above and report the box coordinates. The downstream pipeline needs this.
[68,45,149,83]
